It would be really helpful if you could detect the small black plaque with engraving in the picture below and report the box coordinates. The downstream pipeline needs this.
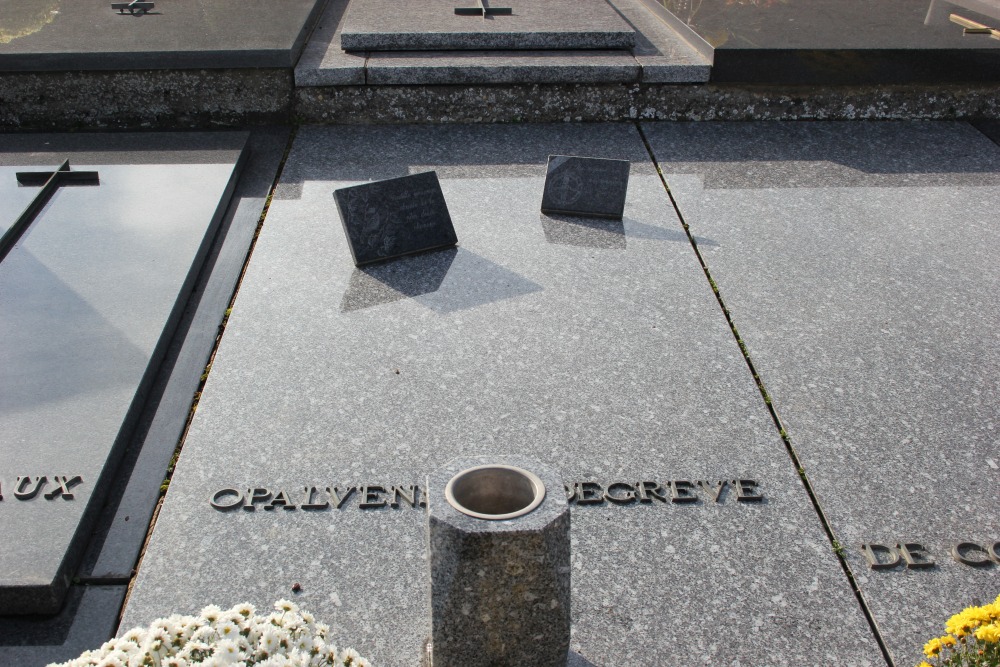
[334,171,458,266]
[541,155,630,220]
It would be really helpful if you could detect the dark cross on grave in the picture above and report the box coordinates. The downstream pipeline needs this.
[455,0,513,18]
[0,160,100,263]
[112,1,155,15]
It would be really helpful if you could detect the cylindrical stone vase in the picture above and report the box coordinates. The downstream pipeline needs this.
[427,456,570,667]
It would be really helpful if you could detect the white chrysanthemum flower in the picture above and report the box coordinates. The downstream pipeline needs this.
[290,632,312,654]
[339,647,362,665]
[191,625,217,643]
[94,655,125,667]
[196,656,227,667]
[257,655,293,667]
[216,620,241,640]
[232,602,256,619]
[259,627,282,656]
[120,628,144,645]
[200,604,223,623]
[178,640,212,662]
[211,638,243,664]
[275,599,299,614]
[144,628,171,657]
[49,601,368,667]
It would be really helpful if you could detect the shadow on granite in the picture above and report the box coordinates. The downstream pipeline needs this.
[541,213,627,250]
[340,247,542,314]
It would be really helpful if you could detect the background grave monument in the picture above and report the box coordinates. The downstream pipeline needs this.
[658,0,1000,83]
[0,0,327,69]
[339,0,636,50]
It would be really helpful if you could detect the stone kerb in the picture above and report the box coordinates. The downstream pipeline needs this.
[427,456,570,667]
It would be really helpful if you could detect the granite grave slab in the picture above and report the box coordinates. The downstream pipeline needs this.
[339,0,636,51]
[658,0,1000,83]
[0,0,327,70]
[0,132,248,615]
[122,124,883,666]
[642,120,1000,666]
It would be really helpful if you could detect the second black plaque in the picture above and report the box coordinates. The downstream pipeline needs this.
[541,155,630,220]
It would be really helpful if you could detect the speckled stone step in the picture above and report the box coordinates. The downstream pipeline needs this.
[294,0,710,86]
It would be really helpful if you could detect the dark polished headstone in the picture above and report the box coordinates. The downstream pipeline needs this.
[0,132,248,615]
[334,172,458,266]
[541,155,630,220]
[340,0,635,51]
[658,0,1000,83]
[0,0,326,70]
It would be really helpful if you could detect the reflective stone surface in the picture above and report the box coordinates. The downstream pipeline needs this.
[0,0,325,70]
[0,133,246,614]
[659,0,1000,82]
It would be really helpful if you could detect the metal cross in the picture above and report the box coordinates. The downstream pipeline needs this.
[950,13,1000,38]
[1,160,100,263]
[112,1,155,15]
[455,0,513,18]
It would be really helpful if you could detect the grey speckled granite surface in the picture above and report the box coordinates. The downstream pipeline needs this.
[643,120,1000,667]
[122,124,883,666]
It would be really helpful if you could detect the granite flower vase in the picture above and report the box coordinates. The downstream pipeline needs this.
[427,456,571,667]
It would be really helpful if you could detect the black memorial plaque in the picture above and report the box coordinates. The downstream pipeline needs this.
[334,172,458,266]
[541,155,630,220]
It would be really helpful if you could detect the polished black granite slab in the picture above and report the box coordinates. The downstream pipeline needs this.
[0,133,247,615]
[659,0,1000,83]
[0,0,326,70]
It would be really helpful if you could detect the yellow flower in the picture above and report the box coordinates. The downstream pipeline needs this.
[946,608,978,637]
[940,635,956,648]
[924,637,943,657]
[917,662,933,667]
[975,622,1000,644]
